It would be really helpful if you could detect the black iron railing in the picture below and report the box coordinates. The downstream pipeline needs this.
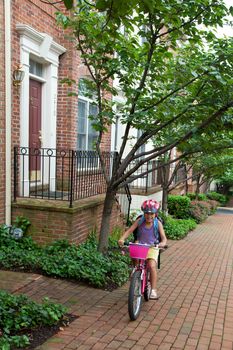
[125,159,161,192]
[117,182,132,225]
[14,147,115,207]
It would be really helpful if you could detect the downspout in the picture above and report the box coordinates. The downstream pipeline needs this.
[4,0,11,224]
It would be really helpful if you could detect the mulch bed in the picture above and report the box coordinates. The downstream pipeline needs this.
[12,314,78,350]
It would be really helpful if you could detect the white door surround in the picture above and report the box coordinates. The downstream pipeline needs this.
[16,24,66,195]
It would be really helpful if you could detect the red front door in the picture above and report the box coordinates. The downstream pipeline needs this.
[29,79,42,180]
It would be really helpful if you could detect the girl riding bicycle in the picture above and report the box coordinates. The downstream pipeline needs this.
[118,199,167,300]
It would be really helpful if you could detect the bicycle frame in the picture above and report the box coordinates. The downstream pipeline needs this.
[134,259,147,294]
[128,243,153,320]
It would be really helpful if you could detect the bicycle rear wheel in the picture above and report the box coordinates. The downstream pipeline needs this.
[128,270,142,320]
[143,270,151,301]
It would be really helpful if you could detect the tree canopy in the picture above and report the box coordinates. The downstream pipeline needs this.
[56,0,233,250]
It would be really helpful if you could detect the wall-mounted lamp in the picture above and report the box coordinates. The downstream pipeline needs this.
[13,64,25,86]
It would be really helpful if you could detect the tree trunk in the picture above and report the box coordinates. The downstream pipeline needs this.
[98,188,116,252]
[162,187,169,214]
[184,166,189,194]
[195,175,201,199]
[161,162,170,214]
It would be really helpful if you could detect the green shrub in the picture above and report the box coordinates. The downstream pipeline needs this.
[0,290,66,349]
[207,199,219,214]
[187,193,207,201]
[189,200,210,223]
[198,193,208,201]
[110,226,123,240]
[13,216,31,235]
[0,228,130,290]
[128,210,141,226]
[168,195,191,219]
[206,191,227,205]
[164,216,197,240]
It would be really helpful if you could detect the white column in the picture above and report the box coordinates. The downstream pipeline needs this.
[4,0,11,224]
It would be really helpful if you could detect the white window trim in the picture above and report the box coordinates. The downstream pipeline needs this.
[77,94,98,151]
[16,24,66,195]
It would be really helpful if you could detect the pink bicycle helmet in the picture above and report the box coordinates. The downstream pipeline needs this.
[141,199,160,214]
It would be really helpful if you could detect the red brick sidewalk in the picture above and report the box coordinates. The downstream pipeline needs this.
[1,208,233,350]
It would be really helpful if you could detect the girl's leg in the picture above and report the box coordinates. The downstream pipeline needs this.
[147,259,157,290]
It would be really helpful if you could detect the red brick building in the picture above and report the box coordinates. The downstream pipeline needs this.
[1,0,124,244]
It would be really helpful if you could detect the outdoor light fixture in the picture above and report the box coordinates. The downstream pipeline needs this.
[13,64,25,86]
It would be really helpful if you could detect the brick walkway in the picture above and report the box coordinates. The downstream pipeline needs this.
[1,206,233,350]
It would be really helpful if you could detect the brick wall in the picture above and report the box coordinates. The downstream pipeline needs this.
[0,1,5,223]
[12,0,79,150]
[12,0,112,151]
[12,196,125,245]
[4,0,114,229]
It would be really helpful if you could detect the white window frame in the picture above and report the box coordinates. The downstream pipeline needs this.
[77,95,98,151]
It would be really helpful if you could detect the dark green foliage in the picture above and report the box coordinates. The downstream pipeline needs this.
[166,193,219,225]
[164,216,197,240]
[13,216,31,235]
[206,191,227,205]
[0,290,66,349]
[187,193,207,201]
[0,228,130,290]
[198,194,208,201]
[168,195,191,219]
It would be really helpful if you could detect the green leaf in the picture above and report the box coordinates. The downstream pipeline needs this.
[63,0,73,10]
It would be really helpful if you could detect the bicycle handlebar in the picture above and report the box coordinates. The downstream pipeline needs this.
[121,242,168,249]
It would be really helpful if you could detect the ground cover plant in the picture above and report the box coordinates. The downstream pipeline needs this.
[0,291,67,350]
[0,197,224,349]
[163,216,197,240]
[206,191,227,205]
[0,228,131,290]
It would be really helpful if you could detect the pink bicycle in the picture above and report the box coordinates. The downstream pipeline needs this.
[127,242,166,320]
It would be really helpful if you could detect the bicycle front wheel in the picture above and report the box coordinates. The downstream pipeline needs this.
[128,270,142,320]
[143,270,151,301]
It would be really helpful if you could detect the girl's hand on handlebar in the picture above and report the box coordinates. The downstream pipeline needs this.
[118,239,125,247]
[158,243,168,249]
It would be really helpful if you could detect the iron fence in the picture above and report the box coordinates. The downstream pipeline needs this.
[14,147,115,207]
[117,182,132,225]
[125,159,161,192]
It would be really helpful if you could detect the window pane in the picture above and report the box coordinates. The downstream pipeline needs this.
[29,59,43,77]
[88,135,98,150]
[77,135,86,150]
[77,99,99,151]
[88,103,98,135]
[89,103,98,116]
[77,101,87,149]
[78,79,97,99]
[136,129,145,157]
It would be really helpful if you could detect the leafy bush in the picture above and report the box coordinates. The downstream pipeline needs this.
[128,210,141,226]
[164,216,197,240]
[198,193,208,201]
[0,290,66,349]
[0,228,130,290]
[207,199,219,214]
[13,216,31,235]
[110,226,124,240]
[168,195,191,219]
[187,193,207,201]
[206,191,227,205]
[189,200,210,223]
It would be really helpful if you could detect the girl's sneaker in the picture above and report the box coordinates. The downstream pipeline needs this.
[150,289,158,300]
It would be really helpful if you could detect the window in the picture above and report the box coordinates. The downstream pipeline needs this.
[136,130,145,158]
[29,59,43,77]
[77,79,98,151]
